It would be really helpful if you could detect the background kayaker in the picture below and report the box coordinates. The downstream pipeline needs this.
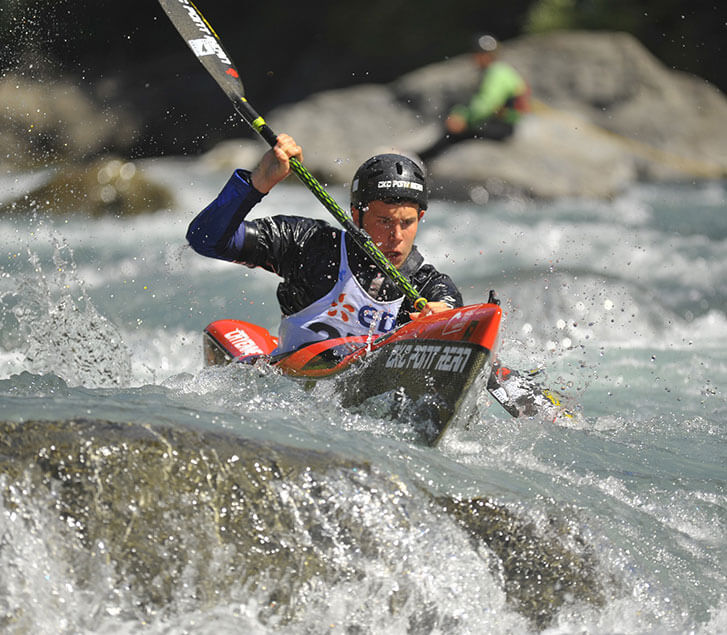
[186,133,463,354]
[419,34,530,162]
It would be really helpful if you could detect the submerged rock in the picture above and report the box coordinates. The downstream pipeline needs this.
[439,496,605,629]
[0,417,606,628]
[0,156,174,216]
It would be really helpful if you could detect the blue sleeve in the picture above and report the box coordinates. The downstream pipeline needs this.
[186,169,266,261]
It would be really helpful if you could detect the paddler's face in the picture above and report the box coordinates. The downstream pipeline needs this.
[354,200,424,269]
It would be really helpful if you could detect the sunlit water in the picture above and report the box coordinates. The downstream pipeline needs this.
[1,158,725,634]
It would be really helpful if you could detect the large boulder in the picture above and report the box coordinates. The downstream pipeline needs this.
[202,83,430,186]
[500,31,727,182]
[0,74,138,170]
[207,30,727,202]
[423,115,638,201]
[4,31,727,206]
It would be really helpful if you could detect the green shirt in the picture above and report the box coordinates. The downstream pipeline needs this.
[451,61,528,126]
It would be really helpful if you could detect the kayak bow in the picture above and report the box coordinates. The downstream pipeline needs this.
[204,303,502,445]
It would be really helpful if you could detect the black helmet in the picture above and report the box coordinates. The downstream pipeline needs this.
[350,153,428,211]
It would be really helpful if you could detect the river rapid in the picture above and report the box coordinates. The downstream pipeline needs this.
[1,158,725,634]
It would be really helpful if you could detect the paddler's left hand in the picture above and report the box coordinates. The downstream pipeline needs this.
[409,301,452,320]
[251,133,303,193]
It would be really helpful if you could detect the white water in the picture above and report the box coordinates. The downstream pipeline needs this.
[1,158,725,633]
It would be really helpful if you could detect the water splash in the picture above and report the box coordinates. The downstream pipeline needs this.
[1,236,131,387]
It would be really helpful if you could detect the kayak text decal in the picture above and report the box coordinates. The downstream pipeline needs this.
[225,327,263,355]
[187,36,231,65]
[175,0,232,65]
[384,343,472,373]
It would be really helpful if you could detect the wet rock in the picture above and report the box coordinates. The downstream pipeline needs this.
[438,496,606,630]
[0,417,606,628]
[0,156,174,216]
[0,418,340,620]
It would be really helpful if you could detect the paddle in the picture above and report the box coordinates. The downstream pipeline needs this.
[483,290,579,420]
[486,362,578,420]
[156,0,427,312]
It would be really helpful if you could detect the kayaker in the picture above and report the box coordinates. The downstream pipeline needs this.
[419,34,530,161]
[187,133,463,354]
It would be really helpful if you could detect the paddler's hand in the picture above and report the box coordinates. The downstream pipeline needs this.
[409,301,452,320]
[251,134,303,193]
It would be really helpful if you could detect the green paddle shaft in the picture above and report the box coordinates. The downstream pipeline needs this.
[157,0,427,311]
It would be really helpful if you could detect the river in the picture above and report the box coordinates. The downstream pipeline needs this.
[1,158,725,634]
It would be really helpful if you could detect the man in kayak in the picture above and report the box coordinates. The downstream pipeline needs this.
[187,134,463,355]
[419,34,530,161]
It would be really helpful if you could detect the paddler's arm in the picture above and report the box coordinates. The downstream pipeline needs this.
[186,169,265,260]
[249,134,302,194]
[186,134,303,261]
[399,266,463,322]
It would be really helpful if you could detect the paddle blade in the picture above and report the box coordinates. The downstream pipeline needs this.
[487,364,581,422]
[157,0,246,102]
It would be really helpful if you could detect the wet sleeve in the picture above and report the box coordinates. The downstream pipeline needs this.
[397,267,464,324]
[423,271,463,309]
[186,169,265,261]
[243,216,329,278]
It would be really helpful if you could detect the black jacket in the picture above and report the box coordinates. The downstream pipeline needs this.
[187,169,462,324]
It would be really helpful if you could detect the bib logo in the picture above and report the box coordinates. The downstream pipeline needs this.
[326,294,396,333]
[358,305,396,333]
[308,293,397,340]
[327,294,355,323]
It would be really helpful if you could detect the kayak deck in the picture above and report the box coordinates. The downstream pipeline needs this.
[203,303,502,445]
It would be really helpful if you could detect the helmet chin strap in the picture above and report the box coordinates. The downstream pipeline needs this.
[351,206,364,228]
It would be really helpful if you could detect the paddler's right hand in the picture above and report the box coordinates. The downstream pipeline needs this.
[409,301,452,320]
[251,133,303,193]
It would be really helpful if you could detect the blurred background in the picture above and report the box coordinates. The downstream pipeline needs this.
[2,0,725,161]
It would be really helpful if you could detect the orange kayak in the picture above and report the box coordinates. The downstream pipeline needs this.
[203,303,502,445]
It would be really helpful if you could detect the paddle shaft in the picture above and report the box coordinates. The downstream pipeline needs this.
[157,0,427,311]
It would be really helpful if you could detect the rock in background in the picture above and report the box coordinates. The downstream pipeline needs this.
[3,31,727,211]
[1,157,174,217]
[205,32,727,203]
[0,75,137,170]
